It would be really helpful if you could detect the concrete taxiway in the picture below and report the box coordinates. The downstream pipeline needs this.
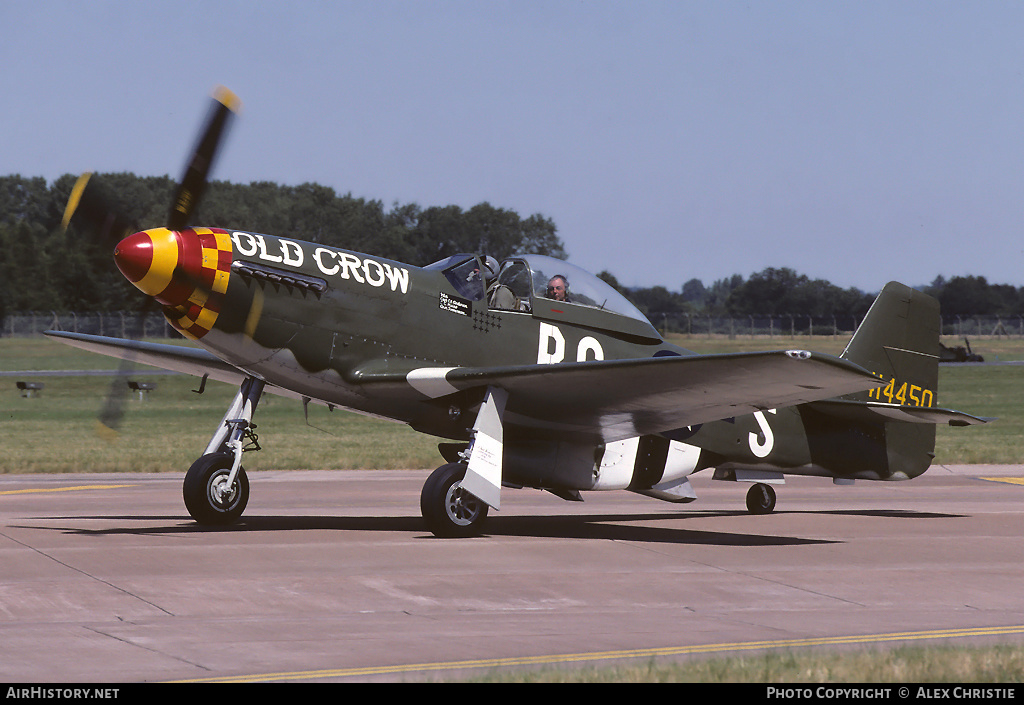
[2,464,1024,682]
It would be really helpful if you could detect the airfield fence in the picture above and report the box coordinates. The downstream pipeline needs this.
[4,311,1024,340]
[649,312,1024,339]
[4,312,174,339]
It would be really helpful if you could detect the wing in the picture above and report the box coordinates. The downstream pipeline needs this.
[47,332,887,443]
[44,330,248,388]
[46,329,317,405]
[388,349,884,443]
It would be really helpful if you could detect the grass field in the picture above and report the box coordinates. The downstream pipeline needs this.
[0,336,441,473]
[2,334,1023,473]
[463,644,1024,683]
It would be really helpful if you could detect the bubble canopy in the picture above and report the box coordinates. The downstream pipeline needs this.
[428,252,655,335]
[508,255,649,323]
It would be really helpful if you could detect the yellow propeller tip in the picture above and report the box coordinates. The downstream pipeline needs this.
[244,287,264,340]
[94,419,120,444]
[214,85,242,114]
[61,172,93,231]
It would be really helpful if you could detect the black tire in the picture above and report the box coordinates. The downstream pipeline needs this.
[420,462,488,538]
[183,452,249,525]
[745,482,777,515]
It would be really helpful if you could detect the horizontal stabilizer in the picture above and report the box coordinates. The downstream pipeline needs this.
[809,399,994,426]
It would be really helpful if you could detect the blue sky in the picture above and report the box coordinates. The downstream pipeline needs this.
[4,1,1024,292]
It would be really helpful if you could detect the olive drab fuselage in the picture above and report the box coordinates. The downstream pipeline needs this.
[168,229,940,490]
[204,232,665,408]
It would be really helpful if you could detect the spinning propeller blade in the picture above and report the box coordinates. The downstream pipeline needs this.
[169,86,241,230]
[60,86,242,439]
[60,172,139,242]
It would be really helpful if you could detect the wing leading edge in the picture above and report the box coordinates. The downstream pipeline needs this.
[44,330,248,388]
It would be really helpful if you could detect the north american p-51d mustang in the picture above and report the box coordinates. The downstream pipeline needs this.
[51,88,990,537]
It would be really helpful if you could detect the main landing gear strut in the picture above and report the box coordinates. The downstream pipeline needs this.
[420,386,507,538]
[183,376,265,525]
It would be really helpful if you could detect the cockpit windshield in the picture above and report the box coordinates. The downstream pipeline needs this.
[490,254,648,323]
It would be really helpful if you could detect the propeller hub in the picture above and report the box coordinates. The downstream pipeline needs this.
[114,229,179,298]
[114,228,234,340]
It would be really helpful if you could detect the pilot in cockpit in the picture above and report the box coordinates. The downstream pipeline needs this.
[545,275,570,302]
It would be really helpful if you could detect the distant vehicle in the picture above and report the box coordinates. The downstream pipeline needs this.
[940,338,984,363]
[50,87,991,537]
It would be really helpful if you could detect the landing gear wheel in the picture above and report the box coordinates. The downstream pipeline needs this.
[183,452,249,525]
[746,482,777,515]
[420,462,489,538]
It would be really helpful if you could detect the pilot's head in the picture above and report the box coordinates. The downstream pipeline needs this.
[546,275,568,301]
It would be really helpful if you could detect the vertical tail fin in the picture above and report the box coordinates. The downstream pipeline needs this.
[841,281,941,404]
[837,282,941,478]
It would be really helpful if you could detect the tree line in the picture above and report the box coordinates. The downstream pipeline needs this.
[2,173,1022,323]
[602,267,1024,323]
[0,173,564,316]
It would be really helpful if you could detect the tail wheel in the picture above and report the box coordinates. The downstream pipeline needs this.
[183,452,249,525]
[745,482,777,515]
[420,462,489,538]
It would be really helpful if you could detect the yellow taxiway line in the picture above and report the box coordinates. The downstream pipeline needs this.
[174,624,1024,683]
[0,484,134,496]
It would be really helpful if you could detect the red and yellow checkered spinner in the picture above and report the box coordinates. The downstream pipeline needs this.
[114,227,233,340]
